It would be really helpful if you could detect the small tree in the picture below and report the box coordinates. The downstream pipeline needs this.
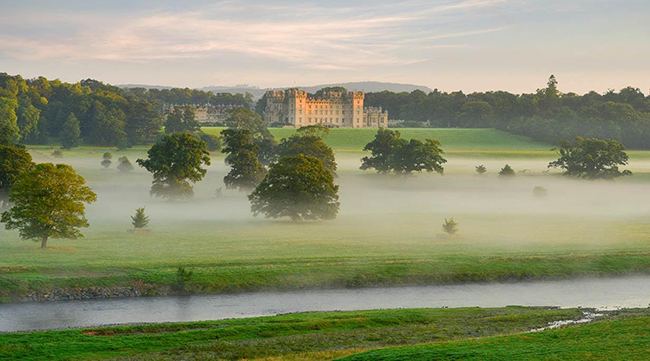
[548,137,632,179]
[137,133,211,200]
[131,207,150,229]
[1,163,97,248]
[101,152,112,169]
[52,150,63,158]
[442,218,459,235]
[499,164,515,177]
[533,186,548,198]
[60,113,81,150]
[249,155,340,221]
[475,165,487,175]
[117,156,134,173]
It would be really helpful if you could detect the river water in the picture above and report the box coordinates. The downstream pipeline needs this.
[1,275,650,332]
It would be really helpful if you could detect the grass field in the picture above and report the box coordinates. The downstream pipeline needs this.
[2,128,650,301]
[203,127,555,154]
[2,307,649,360]
[341,310,650,360]
[0,307,585,360]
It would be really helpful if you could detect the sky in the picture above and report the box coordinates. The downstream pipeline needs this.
[0,0,648,94]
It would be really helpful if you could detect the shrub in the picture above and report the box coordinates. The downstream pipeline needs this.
[117,156,134,173]
[499,164,515,177]
[442,218,459,235]
[52,150,63,158]
[475,165,487,175]
[533,186,548,198]
[175,267,194,294]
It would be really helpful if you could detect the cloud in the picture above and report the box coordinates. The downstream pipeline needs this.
[0,0,512,71]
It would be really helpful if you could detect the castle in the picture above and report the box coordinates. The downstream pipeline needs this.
[263,89,388,128]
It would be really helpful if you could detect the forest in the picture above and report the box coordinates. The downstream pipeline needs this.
[0,74,252,148]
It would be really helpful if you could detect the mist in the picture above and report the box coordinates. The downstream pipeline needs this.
[24,150,648,258]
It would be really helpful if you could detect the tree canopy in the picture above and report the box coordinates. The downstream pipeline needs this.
[137,133,211,200]
[548,137,633,179]
[165,105,199,134]
[221,128,267,190]
[0,145,34,209]
[249,155,340,221]
[1,163,97,248]
[360,128,405,173]
[60,113,81,149]
[225,107,272,139]
[361,128,446,175]
[278,133,337,176]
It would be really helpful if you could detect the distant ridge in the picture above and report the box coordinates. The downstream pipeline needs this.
[118,82,432,99]
[116,84,175,90]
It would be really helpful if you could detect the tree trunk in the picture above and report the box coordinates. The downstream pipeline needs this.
[40,237,48,249]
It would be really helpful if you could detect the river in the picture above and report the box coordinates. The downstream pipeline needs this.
[1,275,649,332]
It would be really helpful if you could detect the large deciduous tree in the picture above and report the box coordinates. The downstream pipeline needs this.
[361,129,446,175]
[249,155,339,221]
[1,163,97,248]
[391,138,447,175]
[278,132,337,176]
[360,128,405,173]
[221,128,267,191]
[137,133,211,200]
[0,145,34,209]
[548,137,633,179]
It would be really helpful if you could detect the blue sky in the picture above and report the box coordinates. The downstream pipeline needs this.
[0,0,648,93]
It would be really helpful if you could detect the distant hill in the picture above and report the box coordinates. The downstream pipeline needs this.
[298,82,432,94]
[201,82,432,99]
[116,84,175,90]
[118,82,432,99]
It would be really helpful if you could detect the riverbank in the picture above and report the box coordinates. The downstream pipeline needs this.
[2,307,649,360]
[3,275,650,333]
[341,310,650,360]
[4,248,650,303]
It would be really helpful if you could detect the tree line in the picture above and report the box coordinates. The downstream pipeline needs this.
[0,74,253,149]
[364,75,650,149]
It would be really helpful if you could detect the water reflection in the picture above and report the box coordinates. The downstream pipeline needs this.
[1,275,649,332]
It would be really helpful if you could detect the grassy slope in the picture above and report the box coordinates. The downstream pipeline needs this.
[203,127,554,155]
[340,312,650,361]
[0,307,582,361]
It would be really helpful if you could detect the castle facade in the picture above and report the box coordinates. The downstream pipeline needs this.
[263,89,388,128]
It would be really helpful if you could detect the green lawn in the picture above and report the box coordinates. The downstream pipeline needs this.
[202,127,553,153]
[340,311,650,360]
[0,307,585,360]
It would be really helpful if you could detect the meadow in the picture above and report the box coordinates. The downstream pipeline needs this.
[1,307,649,360]
[1,128,650,301]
